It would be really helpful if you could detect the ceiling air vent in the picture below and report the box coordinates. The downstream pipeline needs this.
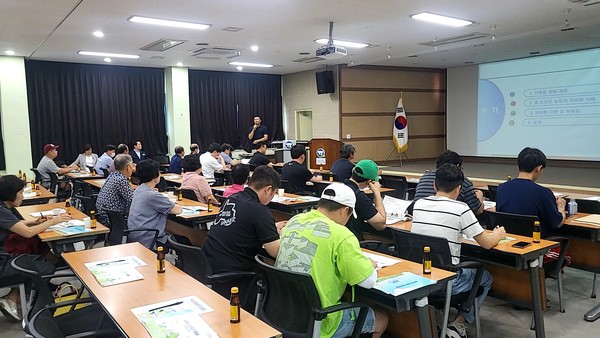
[293,56,325,63]
[419,33,491,47]
[140,39,187,52]
[189,47,241,59]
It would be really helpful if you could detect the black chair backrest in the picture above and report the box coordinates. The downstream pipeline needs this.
[103,208,128,246]
[156,176,168,192]
[167,235,213,284]
[77,195,96,216]
[313,181,330,198]
[485,210,538,236]
[48,173,59,191]
[487,185,498,202]
[79,181,94,197]
[30,168,44,184]
[152,155,170,165]
[255,255,322,338]
[10,255,55,320]
[391,228,453,269]
[180,188,199,201]
[381,175,408,200]
[214,172,229,186]
[100,168,110,178]
[575,199,600,214]
[281,179,290,193]
[28,308,65,338]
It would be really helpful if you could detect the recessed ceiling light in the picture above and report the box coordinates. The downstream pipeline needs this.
[410,12,474,27]
[93,30,104,38]
[237,66,243,71]
[78,51,140,59]
[250,45,259,52]
[104,58,112,63]
[229,61,273,68]
[314,39,369,48]
[128,16,211,30]
[176,62,183,67]
[4,50,15,55]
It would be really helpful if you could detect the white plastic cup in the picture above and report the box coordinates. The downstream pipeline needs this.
[278,188,285,197]
[83,217,91,228]
[52,208,62,217]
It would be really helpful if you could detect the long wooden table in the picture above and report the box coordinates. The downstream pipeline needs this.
[360,249,456,338]
[21,184,55,205]
[16,202,109,253]
[387,220,558,338]
[65,172,104,180]
[88,178,137,190]
[62,243,281,338]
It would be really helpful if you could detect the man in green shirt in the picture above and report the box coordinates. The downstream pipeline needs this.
[276,183,388,338]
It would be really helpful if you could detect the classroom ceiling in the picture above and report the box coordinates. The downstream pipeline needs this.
[2,0,600,75]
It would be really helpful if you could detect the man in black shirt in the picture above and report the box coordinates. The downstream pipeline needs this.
[343,159,387,240]
[331,143,356,182]
[248,142,273,167]
[281,145,322,194]
[248,115,269,149]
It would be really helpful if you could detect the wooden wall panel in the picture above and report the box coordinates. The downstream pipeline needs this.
[342,68,446,89]
[342,115,445,138]
[350,138,444,162]
[342,91,445,113]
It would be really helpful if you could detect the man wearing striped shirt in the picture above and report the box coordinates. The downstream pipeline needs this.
[412,163,505,338]
[414,150,484,215]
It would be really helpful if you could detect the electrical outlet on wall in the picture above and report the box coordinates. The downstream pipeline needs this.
[346,134,351,139]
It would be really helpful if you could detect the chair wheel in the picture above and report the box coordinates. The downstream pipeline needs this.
[560,309,566,313]
[592,294,597,299]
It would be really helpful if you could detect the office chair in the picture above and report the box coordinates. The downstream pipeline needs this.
[100,168,110,178]
[381,175,410,200]
[180,188,199,201]
[485,210,570,312]
[487,185,498,202]
[102,208,159,249]
[0,253,28,321]
[575,199,600,298]
[152,155,170,165]
[10,255,118,337]
[254,255,369,338]
[30,168,45,185]
[312,181,330,198]
[76,195,97,217]
[391,228,485,338]
[214,172,229,186]
[281,179,290,193]
[167,235,256,310]
[156,176,168,192]
[48,172,72,200]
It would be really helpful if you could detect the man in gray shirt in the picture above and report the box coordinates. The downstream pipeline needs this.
[36,144,78,188]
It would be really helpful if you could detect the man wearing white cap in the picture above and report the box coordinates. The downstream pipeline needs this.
[36,143,78,188]
[276,183,388,338]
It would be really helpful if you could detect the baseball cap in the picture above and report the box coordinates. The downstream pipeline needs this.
[353,159,379,182]
[43,144,59,154]
[320,183,357,217]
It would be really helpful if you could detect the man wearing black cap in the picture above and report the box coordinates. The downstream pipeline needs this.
[36,144,78,188]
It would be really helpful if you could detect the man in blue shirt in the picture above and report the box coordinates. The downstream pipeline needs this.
[248,116,269,149]
[169,146,185,174]
[94,144,116,177]
[496,147,566,237]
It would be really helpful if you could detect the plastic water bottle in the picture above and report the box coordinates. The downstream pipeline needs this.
[568,200,578,216]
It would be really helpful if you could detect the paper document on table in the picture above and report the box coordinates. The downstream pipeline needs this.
[23,192,37,198]
[179,206,208,216]
[374,272,435,296]
[271,196,293,203]
[383,195,412,224]
[363,252,402,270]
[163,174,180,179]
[297,196,320,202]
[30,209,66,217]
[572,214,600,226]
[85,255,147,286]
[483,201,496,209]
[131,296,217,338]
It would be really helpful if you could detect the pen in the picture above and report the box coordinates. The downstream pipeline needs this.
[149,301,183,312]
[96,259,126,266]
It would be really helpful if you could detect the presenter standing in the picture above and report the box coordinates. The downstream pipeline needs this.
[247,116,269,149]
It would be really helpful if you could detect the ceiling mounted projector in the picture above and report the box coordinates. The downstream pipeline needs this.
[316,21,348,59]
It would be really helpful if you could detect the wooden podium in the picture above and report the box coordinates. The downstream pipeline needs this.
[308,138,343,170]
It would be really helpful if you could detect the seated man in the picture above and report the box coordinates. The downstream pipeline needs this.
[96,154,135,226]
[276,183,388,338]
[94,144,116,177]
[414,150,484,215]
[130,140,147,164]
[180,155,219,204]
[36,144,78,188]
[189,143,199,155]
[331,143,356,182]
[412,163,506,338]
[169,146,185,174]
[220,143,240,167]
[248,141,272,167]
[200,143,226,179]
[108,144,131,173]
[343,159,387,240]
[496,147,566,237]
[203,166,285,302]
[127,160,182,249]
[281,144,322,194]
[223,164,249,198]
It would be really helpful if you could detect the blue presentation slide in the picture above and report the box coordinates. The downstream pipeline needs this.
[477,49,600,160]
